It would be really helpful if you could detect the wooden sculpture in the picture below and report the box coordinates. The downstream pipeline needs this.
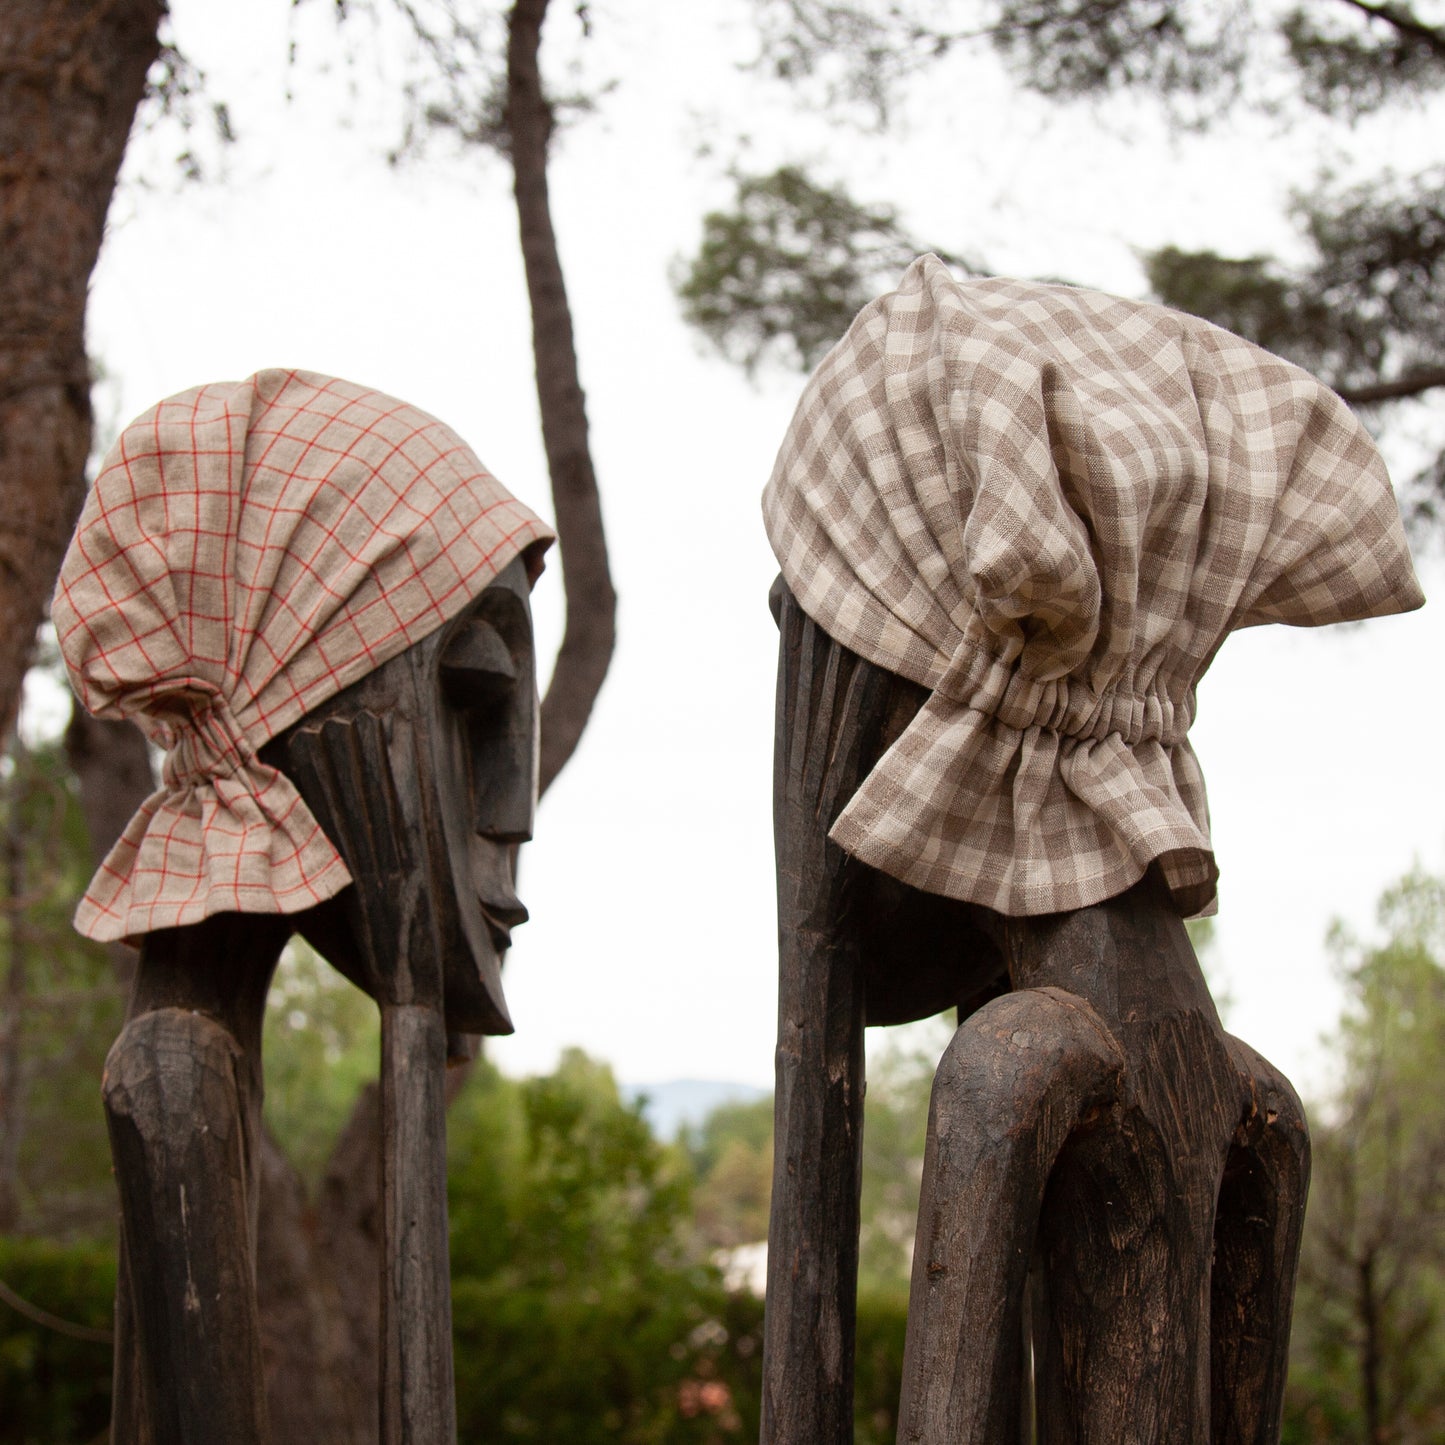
[103,554,537,1445]
[757,258,1423,1445]
[762,582,1309,1445]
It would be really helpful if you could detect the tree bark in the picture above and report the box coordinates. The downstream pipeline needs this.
[505,0,617,797]
[0,0,163,741]
[255,1120,372,1445]
[0,758,29,1230]
[1359,1252,1384,1445]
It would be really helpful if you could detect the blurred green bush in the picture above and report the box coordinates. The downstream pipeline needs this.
[0,1236,114,1445]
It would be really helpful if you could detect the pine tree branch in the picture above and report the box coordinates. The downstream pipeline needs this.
[0,1274,112,1343]
[1333,0,1445,59]
[1336,365,1445,405]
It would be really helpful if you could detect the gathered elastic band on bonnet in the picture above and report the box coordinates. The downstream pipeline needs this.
[763,257,1424,918]
[53,369,554,943]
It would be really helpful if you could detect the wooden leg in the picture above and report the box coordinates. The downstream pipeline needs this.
[108,1239,151,1445]
[762,922,866,1445]
[1033,1070,1220,1445]
[897,988,1124,1444]
[902,886,1273,1443]
[1014,899,1245,1444]
[763,587,898,1445]
[1209,1038,1310,1445]
[103,1007,270,1445]
[379,1003,457,1445]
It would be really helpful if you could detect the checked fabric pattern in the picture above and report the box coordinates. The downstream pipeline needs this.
[764,256,1424,918]
[54,369,553,943]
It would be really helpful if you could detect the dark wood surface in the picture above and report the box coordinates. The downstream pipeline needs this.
[762,584,1006,1444]
[899,984,1125,1442]
[762,582,1309,1445]
[379,1005,455,1445]
[1210,1038,1310,1445]
[762,580,878,1445]
[105,558,537,1445]
[106,913,288,1445]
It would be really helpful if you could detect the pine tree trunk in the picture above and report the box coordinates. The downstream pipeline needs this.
[256,1118,376,1445]
[0,0,163,740]
[506,0,617,796]
[0,760,28,1230]
[1359,1252,1385,1445]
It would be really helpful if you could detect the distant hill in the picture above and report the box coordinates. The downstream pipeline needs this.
[621,1078,769,1140]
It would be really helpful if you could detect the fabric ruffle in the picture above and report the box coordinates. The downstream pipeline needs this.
[75,759,352,943]
[830,689,1217,918]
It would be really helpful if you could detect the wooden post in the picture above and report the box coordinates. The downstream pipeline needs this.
[762,581,878,1445]
[104,914,287,1445]
[379,1005,456,1445]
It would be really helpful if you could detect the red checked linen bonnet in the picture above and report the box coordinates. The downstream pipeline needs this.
[54,369,553,943]
[763,257,1425,918]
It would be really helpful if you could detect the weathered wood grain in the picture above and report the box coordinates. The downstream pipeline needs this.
[763,584,1006,1445]
[898,986,1125,1442]
[763,580,878,1445]
[1210,1038,1311,1445]
[105,914,288,1445]
[1008,886,1244,1445]
[379,1005,456,1445]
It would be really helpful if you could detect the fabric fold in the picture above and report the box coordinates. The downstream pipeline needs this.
[77,758,352,942]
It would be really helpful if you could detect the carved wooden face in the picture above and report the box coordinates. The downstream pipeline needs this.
[428,559,539,1032]
[269,555,540,1035]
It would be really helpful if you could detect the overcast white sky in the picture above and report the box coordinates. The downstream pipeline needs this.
[70,0,1445,1103]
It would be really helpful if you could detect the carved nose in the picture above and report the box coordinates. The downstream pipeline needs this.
[482,893,529,930]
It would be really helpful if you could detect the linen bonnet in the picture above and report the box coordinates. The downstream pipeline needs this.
[763,256,1424,918]
[54,369,554,943]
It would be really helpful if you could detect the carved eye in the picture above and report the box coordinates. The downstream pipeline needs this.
[439,616,515,711]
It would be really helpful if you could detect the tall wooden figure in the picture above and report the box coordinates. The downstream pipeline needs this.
[758,260,1425,1444]
[52,370,555,1445]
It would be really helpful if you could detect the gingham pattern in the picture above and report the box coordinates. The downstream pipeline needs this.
[54,369,553,943]
[764,256,1424,917]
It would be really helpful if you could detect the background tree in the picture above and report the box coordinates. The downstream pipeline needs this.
[676,165,973,373]
[0,0,163,743]
[682,0,1445,514]
[1285,869,1445,1444]
[0,737,123,1239]
[684,1094,774,1253]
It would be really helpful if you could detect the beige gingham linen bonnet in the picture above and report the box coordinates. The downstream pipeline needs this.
[54,369,554,943]
[763,256,1425,918]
